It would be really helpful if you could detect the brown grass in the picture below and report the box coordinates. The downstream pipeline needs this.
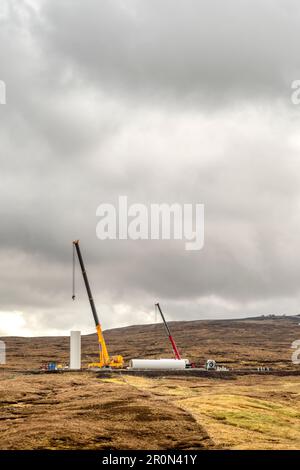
[125,375,300,449]
[1,316,300,450]
[0,370,212,450]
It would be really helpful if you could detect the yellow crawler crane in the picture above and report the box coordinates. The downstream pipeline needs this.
[72,240,123,369]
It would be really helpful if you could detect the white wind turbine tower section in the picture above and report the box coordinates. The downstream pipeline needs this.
[70,331,81,370]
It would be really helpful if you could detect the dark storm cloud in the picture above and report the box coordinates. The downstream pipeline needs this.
[37,0,300,105]
[1,0,300,335]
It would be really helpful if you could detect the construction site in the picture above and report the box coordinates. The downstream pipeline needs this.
[0,240,300,450]
[3,0,300,459]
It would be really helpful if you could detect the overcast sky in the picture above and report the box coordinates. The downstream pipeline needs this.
[1,0,300,336]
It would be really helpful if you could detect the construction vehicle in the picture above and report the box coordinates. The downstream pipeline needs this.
[155,303,181,360]
[205,359,217,370]
[72,240,123,369]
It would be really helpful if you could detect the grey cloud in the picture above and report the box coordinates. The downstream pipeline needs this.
[36,0,300,106]
[1,1,300,335]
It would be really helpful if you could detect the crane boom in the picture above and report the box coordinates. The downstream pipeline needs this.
[73,240,100,327]
[155,303,181,360]
[72,240,123,368]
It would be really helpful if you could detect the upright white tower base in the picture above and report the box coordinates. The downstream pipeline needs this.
[0,340,6,365]
[70,331,81,370]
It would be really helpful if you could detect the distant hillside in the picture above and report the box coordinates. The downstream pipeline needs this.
[1,315,300,370]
